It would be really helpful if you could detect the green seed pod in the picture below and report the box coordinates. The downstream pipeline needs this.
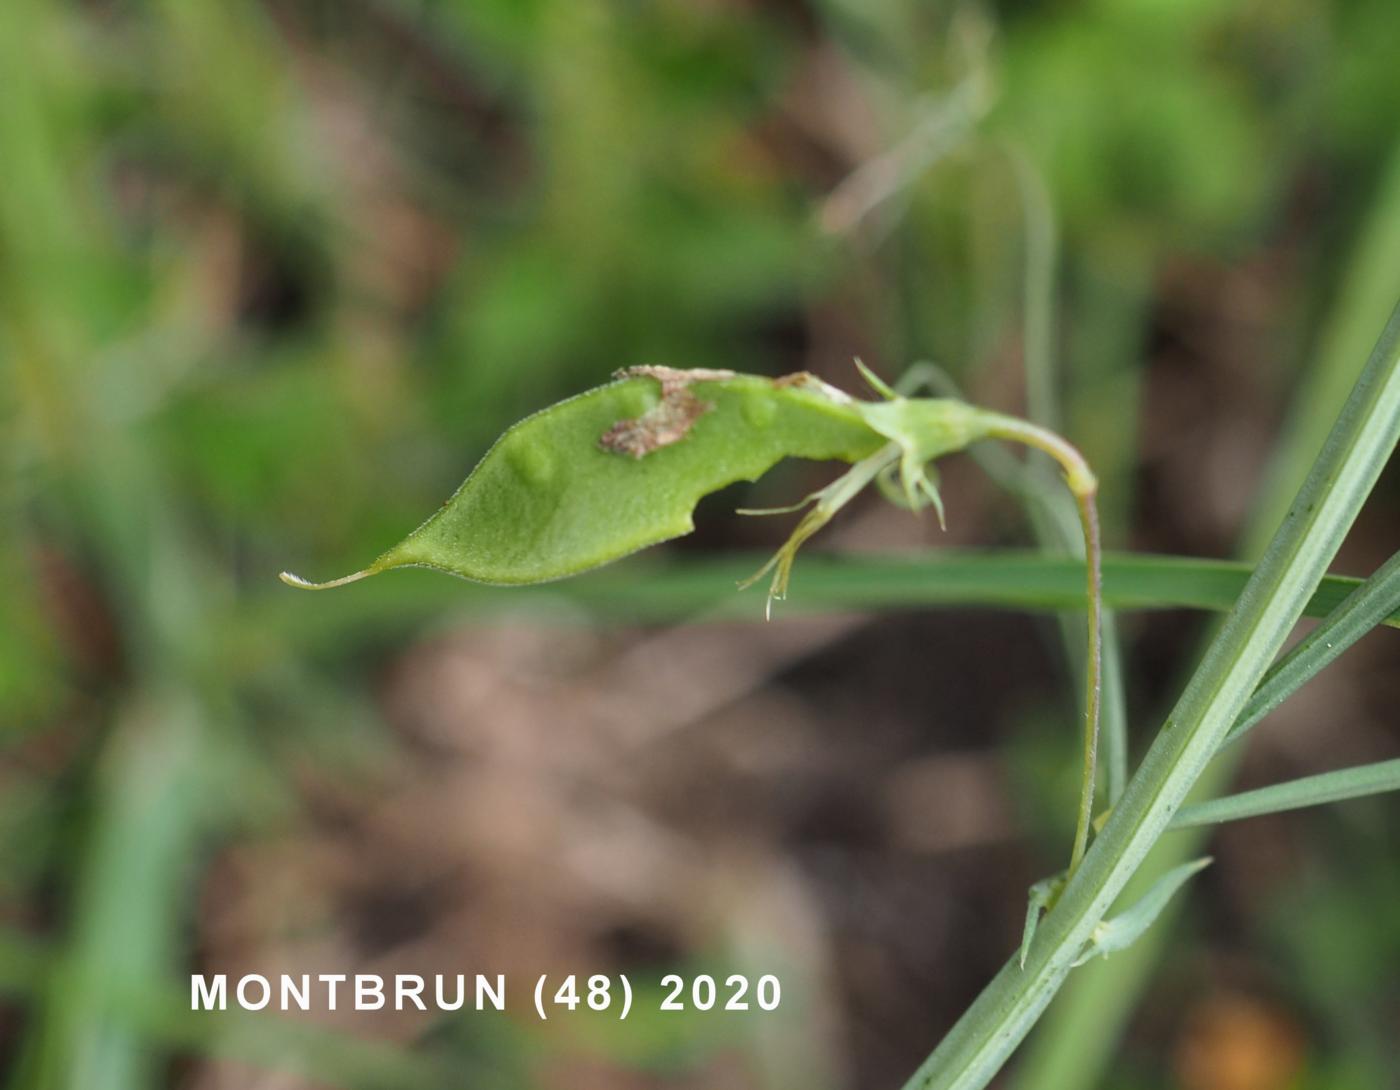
[282,367,882,588]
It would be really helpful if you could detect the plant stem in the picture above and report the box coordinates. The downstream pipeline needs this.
[1004,140,1129,807]
[1070,488,1103,873]
[1009,145,1400,1090]
[979,414,1103,875]
[901,299,1400,1090]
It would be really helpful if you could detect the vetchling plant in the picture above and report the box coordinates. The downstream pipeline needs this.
[283,363,1108,883]
[283,303,1400,1090]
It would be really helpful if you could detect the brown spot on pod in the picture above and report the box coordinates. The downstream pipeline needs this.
[598,365,736,458]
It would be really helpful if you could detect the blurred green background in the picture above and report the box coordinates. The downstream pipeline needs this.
[3,1,1399,1088]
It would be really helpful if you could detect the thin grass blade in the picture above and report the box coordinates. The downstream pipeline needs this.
[1223,548,1400,747]
[902,297,1400,1090]
[1169,759,1400,829]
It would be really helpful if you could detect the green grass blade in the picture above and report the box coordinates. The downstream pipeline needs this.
[258,549,1397,633]
[0,929,455,1090]
[1009,142,1400,1090]
[900,299,1400,1090]
[1223,548,1400,747]
[1170,759,1400,829]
